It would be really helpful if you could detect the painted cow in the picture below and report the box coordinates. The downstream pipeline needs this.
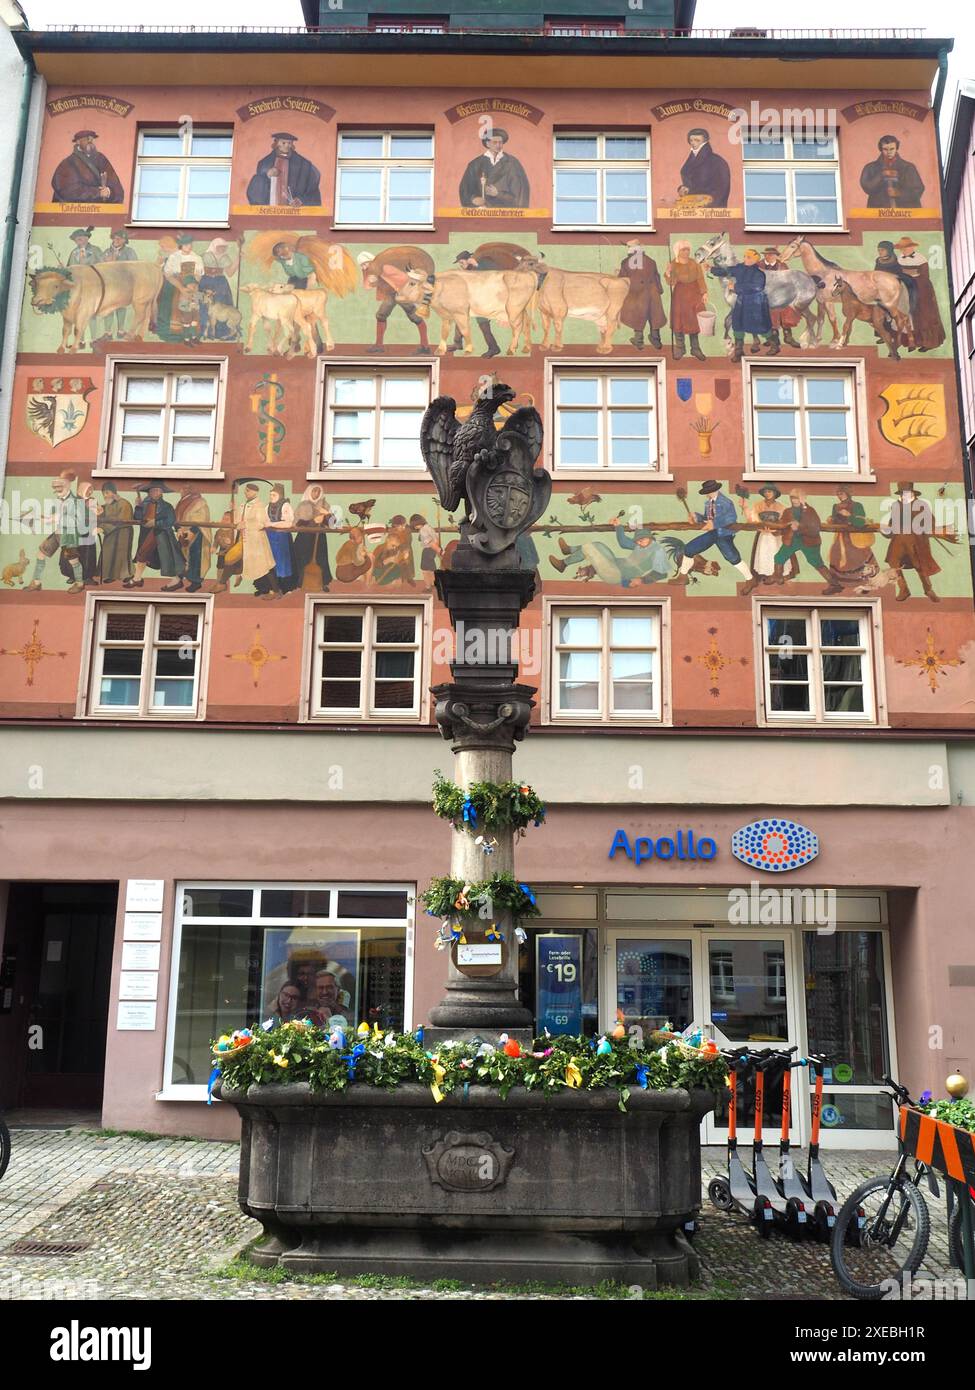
[396,269,536,355]
[521,262,629,355]
[29,262,163,353]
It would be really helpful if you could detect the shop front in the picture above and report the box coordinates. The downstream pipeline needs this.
[518,886,895,1148]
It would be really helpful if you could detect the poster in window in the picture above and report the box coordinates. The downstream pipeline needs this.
[262,927,359,1026]
[535,933,583,1035]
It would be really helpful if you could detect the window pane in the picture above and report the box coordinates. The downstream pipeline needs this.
[186,195,231,220]
[339,168,382,197]
[123,376,166,403]
[609,377,649,406]
[322,614,363,643]
[382,376,428,405]
[808,436,849,468]
[610,650,652,681]
[558,615,599,645]
[188,166,231,196]
[803,931,889,1083]
[610,435,652,467]
[322,649,362,678]
[339,134,384,158]
[171,409,213,438]
[754,376,795,406]
[332,377,375,406]
[152,677,195,708]
[375,651,414,680]
[768,652,809,681]
[756,431,798,468]
[561,435,599,466]
[154,647,196,678]
[560,680,599,710]
[795,171,838,199]
[793,135,836,159]
[260,889,331,918]
[140,132,184,156]
[119,438,161,464]
[191,132,233,156]
[604,136,647,160]
[375,614,416,644]
[158,611,198,641]
[559,376,599,406]
[321,680,361,708]
[555,169,597,197]
[137,166,181,195]
[379,411,423,466]
[743,136,785,160]
[173,374,217,404]
[766,617,808,645]
[555,136,598,159]
[821,618,862,646]
[373,679,415,710]
[170,436,213,465]
[335,889,409,919]
[823,684,864,714]
[121,406,164,433]
[612,681,653,710]
[389,169,431,198]
[102,647,143,677]
[797,199,837,225]
[104,610,146,641]
[770,682,810,712]
[805,377,847,406]
[181,888,253,917]
[389,134,433,158]
[99,676,141,706]
[556,197,598,223]
[616,938,693,1032]
[134,196,180,221]
[561,649,599,681]
[611,615,654,646]
[822,652,863,682]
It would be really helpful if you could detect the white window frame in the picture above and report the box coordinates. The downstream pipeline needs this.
[334,129,435,229]
[95,356,228,479]
[160,880,415,1100]
[132,126,233,226]
[742,127,843,231]
[742,359,870,483]
[552,130,653,231]
[300,594,432,724]
[543,596,671,726]
[753,599,885,728]
[547,360,669,478]
[77,592,213,721]
[310,358,437,479]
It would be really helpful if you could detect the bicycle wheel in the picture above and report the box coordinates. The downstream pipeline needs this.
[0,1119,10,1183]
[948,1196,975,1272]
[831,1175,930,1299]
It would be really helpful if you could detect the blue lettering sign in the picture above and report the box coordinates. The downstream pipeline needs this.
[608,829,719,863]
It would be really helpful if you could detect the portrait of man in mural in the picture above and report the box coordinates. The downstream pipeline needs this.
[882,482,940,603]
[676,127,731,209]
[550,514,672,587]
[618,240,666,351]
[357,246,434,355]
[675,480,754,590]
[459,128,530,209]
[51,130,124,205]
[95,481,134,586]
[859,135,925,209]
[234,481,279,598]
[128,481,185,590]
[265,483,300,594]
[759,247,803,350]
[94,229,138,342]
[447,247,519,357]
[25,469,93,594]
[709,248,777,360]
[246,132,322,207]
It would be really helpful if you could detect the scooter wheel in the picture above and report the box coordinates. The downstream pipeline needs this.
[814,1201,836,1244]
[708,1177,733,1212]
[754,1200,773,1237]
[786,1198,808,1240]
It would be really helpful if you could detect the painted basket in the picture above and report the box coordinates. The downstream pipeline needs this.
[899,1104,975,1184]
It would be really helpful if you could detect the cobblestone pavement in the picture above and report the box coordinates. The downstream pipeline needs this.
[0,1127,958,1301]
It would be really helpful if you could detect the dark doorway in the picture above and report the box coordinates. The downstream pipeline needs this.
[0,883,117,1110]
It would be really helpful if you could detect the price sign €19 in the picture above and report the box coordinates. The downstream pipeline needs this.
[536,934,583,1035]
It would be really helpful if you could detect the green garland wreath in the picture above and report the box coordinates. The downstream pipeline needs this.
[432,771,546,836]
[420,870,541,924]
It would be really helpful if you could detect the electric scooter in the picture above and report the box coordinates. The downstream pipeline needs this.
[747,1046,802,1237]
[799,1052,839,1242]
[708,1049,767,1227]
[771,1046,811,1238]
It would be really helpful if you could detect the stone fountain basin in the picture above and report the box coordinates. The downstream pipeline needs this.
[220,1081,717,1287]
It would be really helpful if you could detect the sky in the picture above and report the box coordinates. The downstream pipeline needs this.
[17,0,975,147]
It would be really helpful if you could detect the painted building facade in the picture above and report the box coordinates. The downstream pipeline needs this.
[0,22,972,1146]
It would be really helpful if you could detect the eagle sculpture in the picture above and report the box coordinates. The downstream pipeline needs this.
[420,378,549,566]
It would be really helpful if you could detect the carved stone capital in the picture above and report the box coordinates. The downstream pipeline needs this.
[432,679,536,752]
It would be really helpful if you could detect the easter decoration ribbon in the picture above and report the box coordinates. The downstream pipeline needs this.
[206,1065,221,1106]
[564,1059,583,1089]
[430,1058,447,1104]
[346,1042,366,1081]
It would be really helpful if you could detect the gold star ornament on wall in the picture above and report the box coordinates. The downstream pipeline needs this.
[897,628,963,694]
[226,626,286,688]
[0,617,67,686]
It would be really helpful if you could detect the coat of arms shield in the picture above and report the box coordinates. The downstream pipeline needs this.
[26,376,95,449]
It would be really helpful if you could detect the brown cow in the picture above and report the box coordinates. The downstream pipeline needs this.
[396,269,536,355]
[29,262,163,353]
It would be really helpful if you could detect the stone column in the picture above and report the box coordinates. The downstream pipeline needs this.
[425,569,536,1043]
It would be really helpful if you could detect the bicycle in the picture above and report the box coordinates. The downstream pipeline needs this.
[830,1075,939,1300]
[0,1112,10,1183]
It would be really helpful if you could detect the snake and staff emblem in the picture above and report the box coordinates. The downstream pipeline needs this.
[250,372,286,467]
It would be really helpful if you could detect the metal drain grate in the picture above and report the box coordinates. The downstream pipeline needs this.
[3,1239,91,1257]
